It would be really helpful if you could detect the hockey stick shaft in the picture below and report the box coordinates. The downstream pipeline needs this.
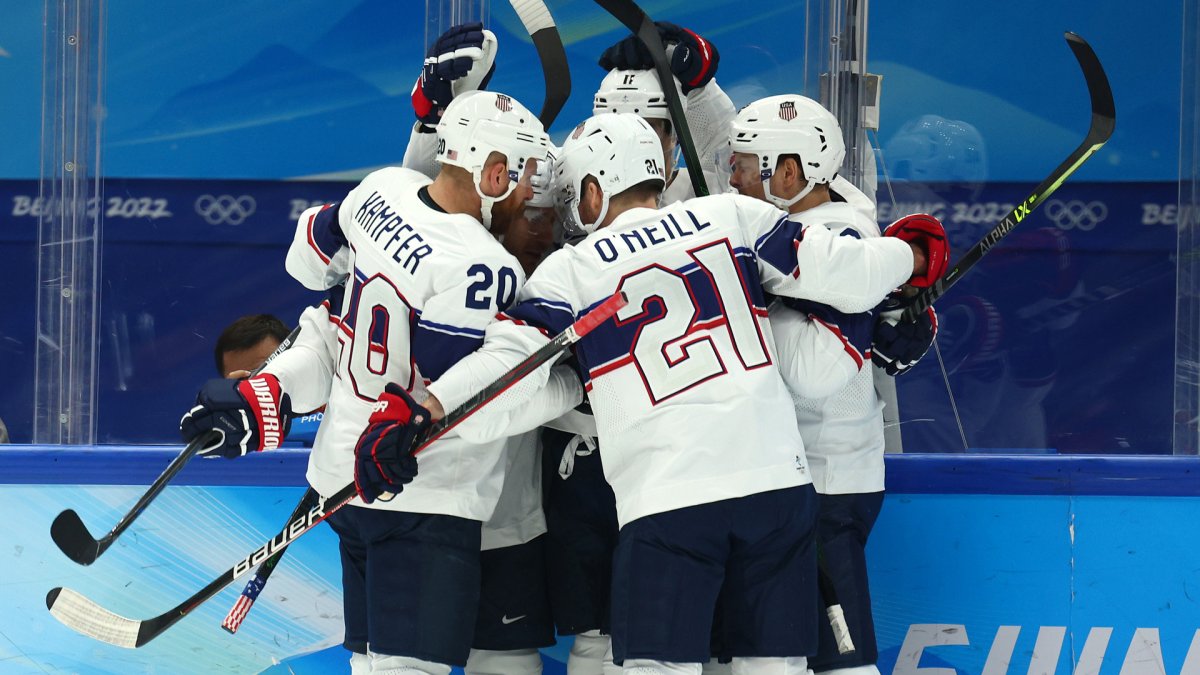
[220,486,320,633]
[50,324,303,566]
[902,32,1115,320]
[48,292,627,648]
[595,0,709,197]
[509,0,571,129]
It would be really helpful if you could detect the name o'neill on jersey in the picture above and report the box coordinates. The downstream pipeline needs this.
[355,191,433,274]
[593,210,713,263]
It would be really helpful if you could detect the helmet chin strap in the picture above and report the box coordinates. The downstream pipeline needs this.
[765,179,814,211]
[473,167,519,231]
[761,154,816,211]
[578,191,611,234]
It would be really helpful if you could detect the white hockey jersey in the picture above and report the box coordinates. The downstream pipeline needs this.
[267,167,524,521]
[772,187,888,495]
[428,193,914,527]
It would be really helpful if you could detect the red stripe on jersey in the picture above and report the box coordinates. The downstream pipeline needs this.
[306,204,336,264]
[810,316,865,370]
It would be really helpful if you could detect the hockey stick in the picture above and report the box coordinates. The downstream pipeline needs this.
[509,0,571,129]
[50,325,303,566]
[901,32,1115,321]
[46,291,627,648]
[594,0,709,197]
[220,486,319,633]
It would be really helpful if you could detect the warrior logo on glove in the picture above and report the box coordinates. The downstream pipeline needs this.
[180,374,292,458]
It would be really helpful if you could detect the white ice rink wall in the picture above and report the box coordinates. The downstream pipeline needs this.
[2,449,1198,674]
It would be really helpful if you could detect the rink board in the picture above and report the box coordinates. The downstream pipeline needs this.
[1,449,1198,674]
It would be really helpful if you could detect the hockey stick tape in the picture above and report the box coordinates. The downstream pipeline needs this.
[510,0,555,32]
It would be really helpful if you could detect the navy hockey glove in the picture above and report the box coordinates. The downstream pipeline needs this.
[872,307,938,376]
[412,23,497,127]
[180,374,292,458]
[353,384,431,504]
[598,21,719,94]
[883,213,950,288]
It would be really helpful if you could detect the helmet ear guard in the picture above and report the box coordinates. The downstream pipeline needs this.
[727,94,846,209]
[436,91,551,228]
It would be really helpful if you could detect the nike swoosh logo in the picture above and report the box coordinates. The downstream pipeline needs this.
[501,614,526,625]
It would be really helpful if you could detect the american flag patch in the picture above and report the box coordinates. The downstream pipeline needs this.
[495,94,513,112]
[779,101,797,121]
[221,594,255,633]
[447,149,458,161]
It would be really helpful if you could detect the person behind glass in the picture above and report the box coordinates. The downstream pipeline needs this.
[214,314,290,379]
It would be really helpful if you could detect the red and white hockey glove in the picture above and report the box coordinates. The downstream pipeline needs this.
[597,21,720,94]
[353,384,431,504]
[180,374,291,458]
[884,213,950,287]
[412,23,497,127]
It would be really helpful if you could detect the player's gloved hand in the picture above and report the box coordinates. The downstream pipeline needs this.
[353,383,431,504]
[597,21,719,94]
[872,307,938,376]
[180,374,292,458]
[412,22,498,127]
[883,213,950,287]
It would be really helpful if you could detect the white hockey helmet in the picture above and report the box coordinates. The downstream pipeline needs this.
[726,94,846,209]
[436,90,551,229]
[593,69,686,126]
[555,113,666,234]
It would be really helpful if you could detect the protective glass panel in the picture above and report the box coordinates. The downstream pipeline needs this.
[5,0,1185,454]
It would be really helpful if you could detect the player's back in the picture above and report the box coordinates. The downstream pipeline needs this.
[292,166,524,520]
[532,194,810,527]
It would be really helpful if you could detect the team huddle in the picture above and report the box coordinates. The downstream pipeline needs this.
[180,19,948,675]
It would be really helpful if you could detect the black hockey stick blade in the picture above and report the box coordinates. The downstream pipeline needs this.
[47,293,627,648]
[50,436,209,566]
[49,325,302,565]
[595,0,709,197]
[902,32,1115,320]
[509,0,571,129]
[49,510,102,566]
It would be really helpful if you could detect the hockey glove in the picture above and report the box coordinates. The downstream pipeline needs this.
[353,383,431,504]
[412,22,497,127]
[598,21,719,94]
[872,307,938,376]
[883,213,950,287]
[180,374,292,458]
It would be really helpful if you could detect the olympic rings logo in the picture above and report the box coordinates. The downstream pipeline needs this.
[1045,199,1107,231]
[194,194,256,226]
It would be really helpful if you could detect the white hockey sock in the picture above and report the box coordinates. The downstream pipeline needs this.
[622,659,703,674]
[350,651,371,675]
[569,630,610,675]
[701,659,733,675]
[731,656,809,675]
[465,648,543,675]
[813,666,880,675]
[602,638,622,675]
[371,653,452,675]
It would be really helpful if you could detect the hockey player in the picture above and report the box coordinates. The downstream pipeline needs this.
[724,94,941,675]
[373,113,948,674]
[395,26,560,674]
[179,85,550,675]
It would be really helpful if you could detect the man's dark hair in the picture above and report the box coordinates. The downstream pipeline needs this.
[214,314,290,375]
